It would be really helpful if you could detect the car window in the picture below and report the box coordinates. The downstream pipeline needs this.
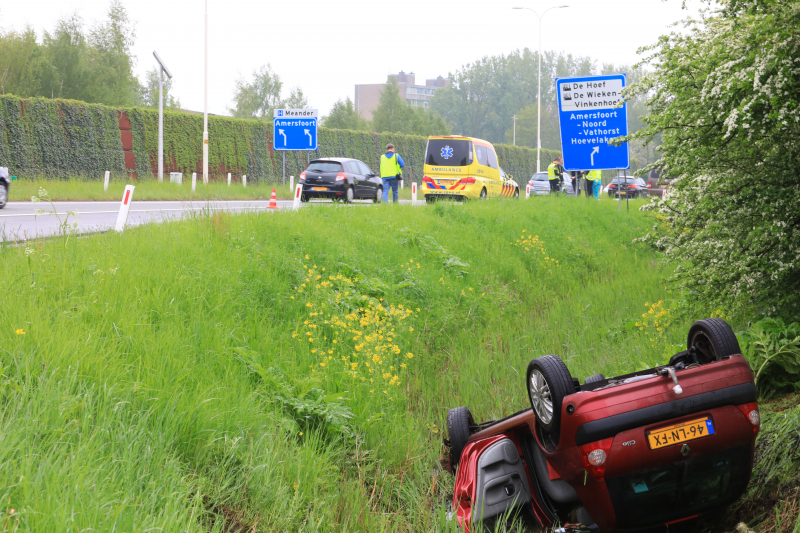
[425,139,472,166]
[532,172,549,182]
[357,161,372,175]
[499,167,506,179]
[306,161,343,172]
[487,148,499,170]
[344,161,361,174]
[475,145,489,166]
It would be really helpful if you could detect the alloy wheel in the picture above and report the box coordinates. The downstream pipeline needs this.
[529,370,553,424]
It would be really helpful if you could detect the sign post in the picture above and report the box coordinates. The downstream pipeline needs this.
[115,185,135,232]
[274,109,318,187]
[555,74,629,173]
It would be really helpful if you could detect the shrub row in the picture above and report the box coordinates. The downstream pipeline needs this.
[0,95,560,184]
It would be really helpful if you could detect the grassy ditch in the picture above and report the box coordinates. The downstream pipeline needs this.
[7,178,415,202]
[0,196,760,532]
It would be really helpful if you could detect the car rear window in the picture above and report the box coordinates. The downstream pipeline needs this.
[306,161,343,172]
[532,173,549,181]
[606,444,751,529]
[611,177,636,185]
[426,139,472,166]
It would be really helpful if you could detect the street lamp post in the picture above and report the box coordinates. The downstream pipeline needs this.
[512,4,568,173]
[202,0,209,184]
[513,115,517,146]
[153,51,173,183]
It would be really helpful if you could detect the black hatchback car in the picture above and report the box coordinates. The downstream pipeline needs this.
[299,158,383,203]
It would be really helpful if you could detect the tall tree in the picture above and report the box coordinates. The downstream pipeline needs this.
[229,64,283,119]
[323,97,368,131]
[85,0,140,106]
[371,78,450,136]
[0,26,42,96]
[140,67,181,109]
[39,12,90,101]
[629,0,800,315]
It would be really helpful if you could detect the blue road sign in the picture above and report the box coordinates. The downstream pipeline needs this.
[556,74,629,171]
[273,109,318,151]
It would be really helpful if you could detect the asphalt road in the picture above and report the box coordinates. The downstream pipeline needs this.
[0,199,310,242]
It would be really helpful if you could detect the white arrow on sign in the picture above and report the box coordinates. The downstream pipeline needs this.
[590,146,599,166]
[304,129,312,146]
[278,129,287,145]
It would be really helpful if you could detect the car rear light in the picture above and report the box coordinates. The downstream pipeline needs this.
[737,402,760,433]
[422,176,433,183]
[578,437,613,479]
[299,172,306,183]
[335,173,347,182]
[461,177,476,184]
[628,185,638,189]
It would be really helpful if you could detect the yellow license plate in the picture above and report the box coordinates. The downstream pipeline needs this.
[647,417,714,449]
[312,187,327,191]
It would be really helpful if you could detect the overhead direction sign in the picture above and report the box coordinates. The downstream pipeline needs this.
[273,109,318,151]
[556,74,629,171]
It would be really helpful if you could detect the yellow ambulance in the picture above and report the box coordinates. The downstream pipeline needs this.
[422,136,519,202]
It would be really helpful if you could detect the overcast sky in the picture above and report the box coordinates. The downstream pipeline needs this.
[1,0,703,116]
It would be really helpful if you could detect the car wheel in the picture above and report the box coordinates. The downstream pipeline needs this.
[687,318,741,364]
[0,185,7,209]
[425,196,435,204]
[513,187,519,199]
[447,406,475,470]
[527,355,574,435]
[584,373,605,384]
[344,186,354,203]
[479,188,487,199]
[373,188,382,204]
[300,193,309,203]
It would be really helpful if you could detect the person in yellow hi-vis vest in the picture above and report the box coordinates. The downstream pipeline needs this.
[379,143,405,203]
[547,156,564,195]
[587,169,602,199]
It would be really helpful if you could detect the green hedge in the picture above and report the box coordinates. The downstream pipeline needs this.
[0,95,559,184]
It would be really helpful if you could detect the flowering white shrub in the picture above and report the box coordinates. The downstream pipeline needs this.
[626,0,800,315]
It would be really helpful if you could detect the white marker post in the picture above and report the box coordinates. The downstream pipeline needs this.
[411,181,417,203]
[115,185,135,232]
[104,171,110,191]
[526,184,531,199]
[242,175,247,188]
[227,173,231,187]
[292,183,302,210]
[192,172,197,192]
[290,175,294,192]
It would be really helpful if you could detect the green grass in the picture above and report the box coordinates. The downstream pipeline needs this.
[0,197,699,532]
[8,177,415,202]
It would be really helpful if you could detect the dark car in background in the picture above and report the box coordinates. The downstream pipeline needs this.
[299,158,382,203]
[607,177,650,199]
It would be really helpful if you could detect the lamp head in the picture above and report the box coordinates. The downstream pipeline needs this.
[153,51,173,79]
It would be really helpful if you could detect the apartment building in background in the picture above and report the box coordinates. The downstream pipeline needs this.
[354,71,449,121]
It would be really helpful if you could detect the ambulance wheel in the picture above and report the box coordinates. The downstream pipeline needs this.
[513,188,519,199]
[584,373,605,384]
[479,188,487,199]
[527,355,574,434]
[687,318,741,364]
[447,406,475,469]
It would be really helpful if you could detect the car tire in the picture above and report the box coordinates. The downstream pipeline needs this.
[584,373,605,384]
[526,355,574,434]
[425,196,435,204]
[373,188,382,204]
[447,406,475,469]
[344,186,354,203]
[0,184,7,209]
[479,188,487,200]
[687,318,741,364]
[300,193,309,203]
[513,187,519,199]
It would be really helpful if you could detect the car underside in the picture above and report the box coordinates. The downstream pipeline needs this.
[446,319,760,532]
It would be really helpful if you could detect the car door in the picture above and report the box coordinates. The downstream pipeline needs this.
[357,161,377,198]
[486,148,501,197]
[344,161,364,198]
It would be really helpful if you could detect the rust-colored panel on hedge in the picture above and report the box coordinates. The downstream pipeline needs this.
[120,130,133,150]
[118,111,131,131]
[124,151,136,171]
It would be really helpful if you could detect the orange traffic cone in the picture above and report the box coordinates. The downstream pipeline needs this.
[267,188,278,209]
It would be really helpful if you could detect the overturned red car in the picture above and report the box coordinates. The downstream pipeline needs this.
[446,319,760,532]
